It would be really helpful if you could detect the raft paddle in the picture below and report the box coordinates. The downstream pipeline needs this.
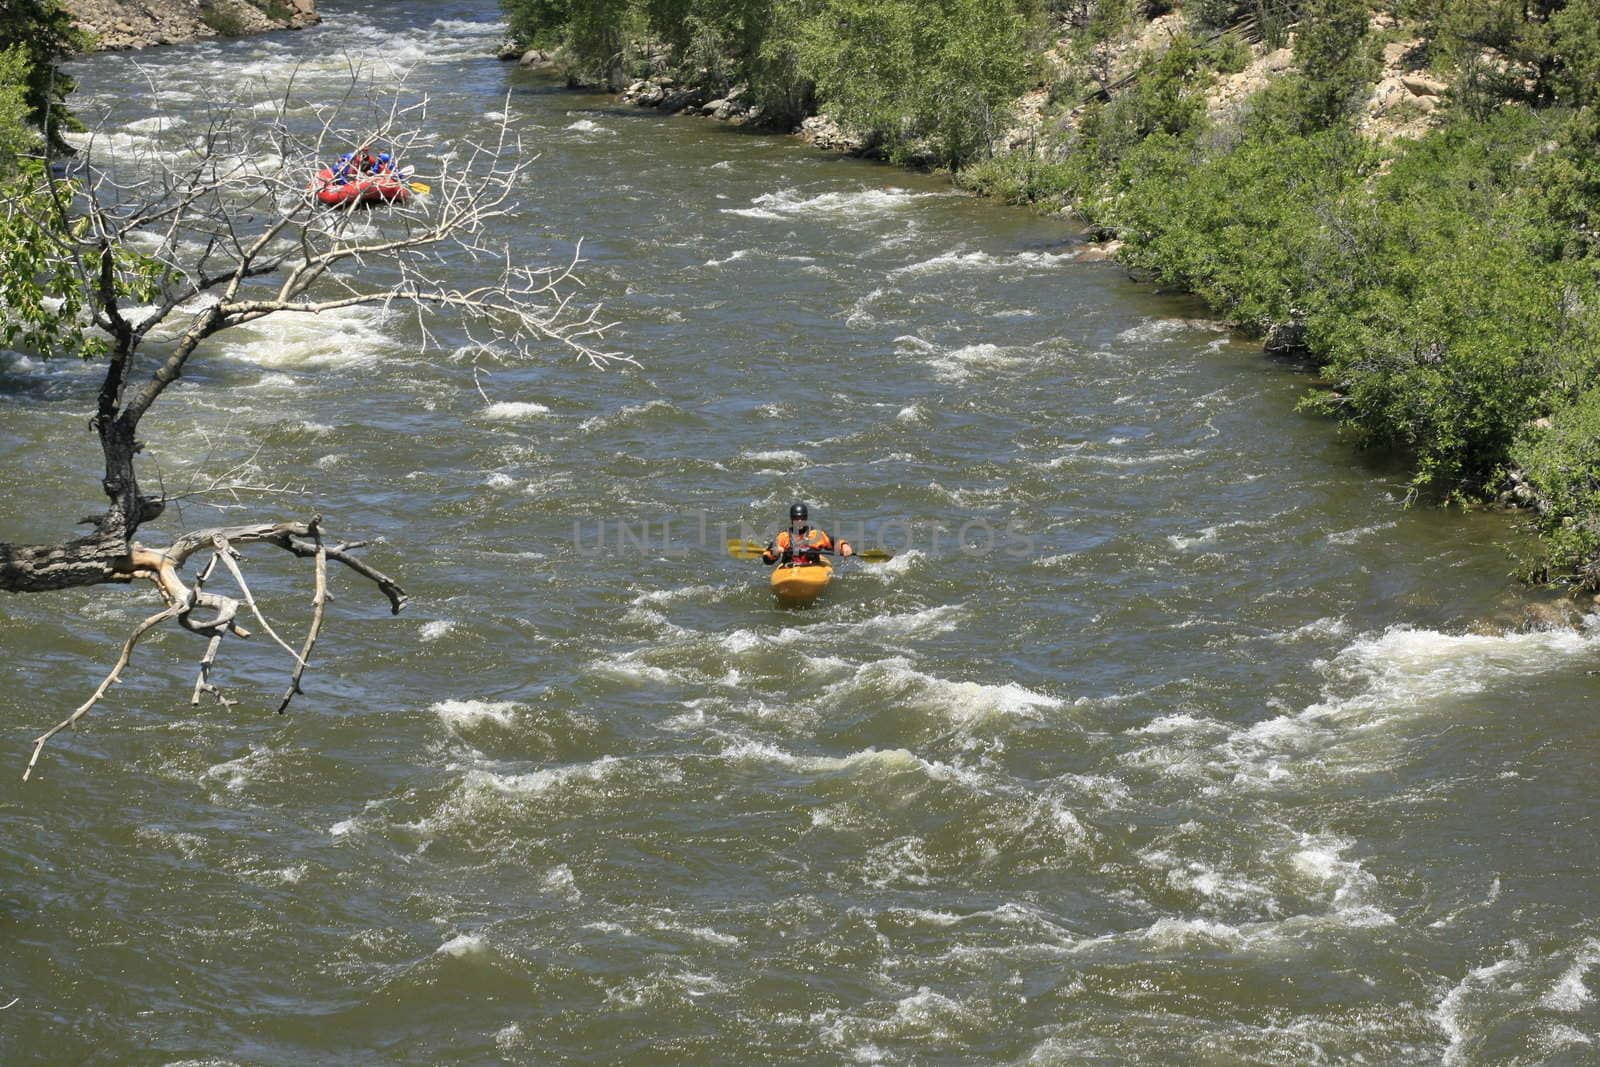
[408,181,431,194]
[724,539,893,563]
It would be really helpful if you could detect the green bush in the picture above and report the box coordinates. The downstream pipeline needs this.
[0,0,83,156]
[0,47,37,175]
[794,0,1039,167]
[1512,386,1600,587]
[956,148,1079,207]
[201,2,252,38]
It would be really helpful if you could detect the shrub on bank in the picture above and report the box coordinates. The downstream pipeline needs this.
[1514,387,1600,587]
[500,0,1043,167]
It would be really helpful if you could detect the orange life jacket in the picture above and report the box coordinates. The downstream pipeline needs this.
[764,526,833,563]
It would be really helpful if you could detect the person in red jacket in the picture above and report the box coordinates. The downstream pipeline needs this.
[762,502,852,565]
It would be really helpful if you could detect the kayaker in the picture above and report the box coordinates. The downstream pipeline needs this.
[762,502,852,566]
[355,146,380,175]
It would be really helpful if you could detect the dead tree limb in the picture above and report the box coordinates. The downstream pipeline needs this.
[3,68,594,776]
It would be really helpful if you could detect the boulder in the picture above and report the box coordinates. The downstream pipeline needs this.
[799,114,869,153]
[1263,320,1307,354]
[1400,74,1448,98]
[660,88,707,115]
[518,48,557,72]
[1074,240,1122,263]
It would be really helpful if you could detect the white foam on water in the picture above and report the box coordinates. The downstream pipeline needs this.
[431,699,517,730]
[1044,447,1204,469]
[895,403,927,423]
[1324,621,1600,718]
[1168,526,1221,550]
[1286,833,1392,926]
[427,758,628,833]
[494,1023,528,1052]
[1434,954,1522,1066]
[887,986,979,1037]
[827,657,1063,725]
[927,342,1025,382]
[201,746,273,793]
[246,372,298,391]
[1204,619,1600,794]
[481,401,551,420]
[724,186,939,221]
[893,334,938,355]
[419,620,455,642]
[578,398,680,433]
[1327,520,1398,545]
[1275,616,1351,642]
[721,740,988,790]
[436,933,490,958]
[565,119,615,135]
[631,583,723,608]
[1115,317,1226,344]
[848,604,964,640]
[285,419,332,436]
[606,967,729,1008]
[1541,939,1600,1012]
[705,248,752,267]
[1140,916,1247,949]
[216,304,390,368]
[887,248,1079,278]
[855,548,923,581]
[1129,712,1220,737]
[543,864,581,902]
[1543,1024,1594,1051]
[484,472,516,489]
[737,448,808,468]
[123,115,187,133]
[652,920,742,948]
[590,650,684,686]
[272,865,307,886]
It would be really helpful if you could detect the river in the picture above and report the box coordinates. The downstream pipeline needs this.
[2,2,1598,1063]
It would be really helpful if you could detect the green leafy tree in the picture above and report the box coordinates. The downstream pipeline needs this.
[0,45,37,174]
[796,0,1038,166]
[0,0,85,156]
[1291,0,1378,128]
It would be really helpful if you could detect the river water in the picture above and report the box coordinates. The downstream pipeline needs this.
[3,3,1599,1063]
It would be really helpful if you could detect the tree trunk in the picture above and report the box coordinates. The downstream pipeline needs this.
[0,530,137,593]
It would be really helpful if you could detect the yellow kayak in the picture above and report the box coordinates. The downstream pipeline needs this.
[770,561,832,606]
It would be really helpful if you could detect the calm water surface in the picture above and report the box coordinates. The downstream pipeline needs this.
[2,3,1598,1063]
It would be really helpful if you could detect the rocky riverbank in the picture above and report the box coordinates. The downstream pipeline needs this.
[62,0,317,52]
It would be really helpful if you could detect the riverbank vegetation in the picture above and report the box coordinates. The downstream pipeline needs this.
[505,0,1600,590]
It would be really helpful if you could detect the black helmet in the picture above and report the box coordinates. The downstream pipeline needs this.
[789,501,808,523]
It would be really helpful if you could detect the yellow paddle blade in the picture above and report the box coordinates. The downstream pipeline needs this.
[854,548,895,563]
[408,181,431,194]
[726,538,766,560]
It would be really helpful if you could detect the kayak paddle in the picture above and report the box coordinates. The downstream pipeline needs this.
[725,538,893,562]
[408,181,431,194]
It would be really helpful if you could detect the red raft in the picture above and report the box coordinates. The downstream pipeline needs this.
[311,166,411,207]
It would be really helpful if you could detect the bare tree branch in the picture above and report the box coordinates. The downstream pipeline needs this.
[4,67,602,775]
